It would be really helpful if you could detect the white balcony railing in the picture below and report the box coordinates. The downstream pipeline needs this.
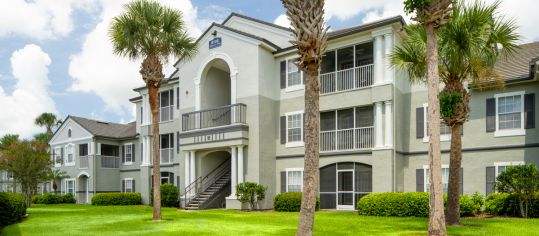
[101,156,120,168]
[160,148,174,164]
[320,126,374,152]
[79,156,89,169]
[320,64,373,94]
[160,106,173,122]
[182,103,247,131]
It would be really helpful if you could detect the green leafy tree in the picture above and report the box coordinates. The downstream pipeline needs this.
[0,134,19,151]
[496,164,539,218]
[236,182,267,211]
[46,169,70,194]
[393,1,519,225]
[34,113,62,140]
[109,0,196,220]
[0,141,51,207]
[33,133,50,145]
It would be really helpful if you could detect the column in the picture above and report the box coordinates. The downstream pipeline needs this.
[189,151,195,194]
[194,79,201,111]
[230,146,237,197]
[375,102,384,148]
[237,145,244,184]
[384,101,393,147]
[384,33,394,83]
[184,152,190,191]
[230,72,238,105]
[373,35,384,85]
[90,141,95,155]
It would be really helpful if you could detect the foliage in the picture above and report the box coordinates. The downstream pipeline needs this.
[160,184,179,207]
[32,193,76,204]
[0,192,27,228]
[470,192,484,209]
[273,192,319,212]
[485,193,511,215]
[404,0,432,14]
[235,182,267,211]
[439,91,463,118]
[0,134,19,151]
[484,193,539,217]
[34,112,62,139]
[459,194,481,216]
[45,169,70,193]
[91,193,142,206]
[0,140,51,207]
[495,164,539,217]
[357,192,430,217]
[33,133,50,145]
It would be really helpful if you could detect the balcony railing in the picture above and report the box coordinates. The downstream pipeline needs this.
[320,126,374,152]
[160,148,174,164]
[101,156,120,168]
[160,106,173,122]
[320,64,373,94]
[182,103,247,131]
[79,156,89,169]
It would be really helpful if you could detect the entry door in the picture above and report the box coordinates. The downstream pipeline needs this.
[337,170,354,210]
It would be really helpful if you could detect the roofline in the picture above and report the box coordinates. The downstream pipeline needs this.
[129,96,142,102]
[274,15,406,55]
[222,12,292,33]
[133,78,179,92]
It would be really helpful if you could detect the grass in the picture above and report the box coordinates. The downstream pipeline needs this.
[2,204,539,235]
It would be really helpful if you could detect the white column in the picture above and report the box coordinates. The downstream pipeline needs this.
[189,151,195,190]
[142,137,150,165]
[384,33,394,83]
[384,101,393,147]
[230,72,238,105]
[90,141,95,155]
[375,102,384,148]
[237,145,244,184]
[373,35,384,84]
[184,152,190,189]
[230,146,237,197]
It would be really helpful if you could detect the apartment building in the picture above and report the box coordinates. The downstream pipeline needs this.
[48,13,539,210]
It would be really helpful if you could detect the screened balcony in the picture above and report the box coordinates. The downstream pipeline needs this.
[182,103,247,131]
[100,144,120,168]
[320,106,374,152]
[320,42,374,94]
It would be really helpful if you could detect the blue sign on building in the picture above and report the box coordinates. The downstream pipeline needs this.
[209,37,222,49]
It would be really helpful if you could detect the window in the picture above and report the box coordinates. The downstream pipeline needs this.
[65,144,74,166]
[123,179,134,192]
[495,91,525,137]
[423,104,452,142]
[286,168,303,192]
[79,143,88,156]
[159,89,174,122]
[64,179,75,195]
[124,144,133,163]
[160,134,174,164]
[285,59,304,91]
[68,129,72,138]
[53,147,62,166]
[320,106,374,151]
[101,144,119,156]
[160,172,174,185]
[286,112,303,147]
[424,165,449,193]
[495,161,525,177]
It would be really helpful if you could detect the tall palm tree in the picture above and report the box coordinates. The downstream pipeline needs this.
[402,0,452,235]
[109,0,196,220]
[393,1,519,225]
[281,0,327,235]
[46,169,70,193]
[35,112,61,139]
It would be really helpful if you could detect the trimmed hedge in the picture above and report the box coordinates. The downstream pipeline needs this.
[357,192,430,217]
[91,192,142,206]
[0,192,27,228]
[32,193,75,204]
[485,193,539,217]
[161,184,179,207]
[459,194,481,216]
[273,192,320,212]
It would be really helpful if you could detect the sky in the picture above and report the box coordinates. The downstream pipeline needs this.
[0,0,538,139]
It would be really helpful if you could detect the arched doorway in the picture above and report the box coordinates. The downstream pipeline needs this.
[77,172,90,204]
[200,58,231,110]
[319,162,372,210]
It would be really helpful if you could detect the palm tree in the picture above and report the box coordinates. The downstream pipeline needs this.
[281,0,327,235]
[35,112,61,140]
[109,0,196,220]
[393,1,519,225]
[46,169,69,193]
[402,0,452,235]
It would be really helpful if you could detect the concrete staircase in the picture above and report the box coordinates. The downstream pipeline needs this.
[185,172,231,210]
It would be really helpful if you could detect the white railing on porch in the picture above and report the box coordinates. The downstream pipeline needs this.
[101,156,120,168]
[160,148,174,164]
[79,156,89,169]
[320,126,374,152]
[319,64,374,94]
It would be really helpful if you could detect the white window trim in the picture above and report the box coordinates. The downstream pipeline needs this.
[63,178,76,195]
[494,91,526,137]
[422,103,451,143]
[422,164,449,192]
[64,144,75,166]
[158,89,174,123]
[494,161,525,177]
[123,178,134,192]
[285,111,304,148]
[54,147,62,167]
[284,57,305,92]
[123,143,133,165]
[285,168,304,192]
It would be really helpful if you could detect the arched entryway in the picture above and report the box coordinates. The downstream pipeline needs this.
[77,172,90,204]
[200,58,231,110]
[319,162,372,210]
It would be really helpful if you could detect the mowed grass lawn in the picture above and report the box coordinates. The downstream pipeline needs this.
[2,204,539,236]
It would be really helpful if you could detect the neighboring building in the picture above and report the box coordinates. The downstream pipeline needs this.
[49,13,539,210]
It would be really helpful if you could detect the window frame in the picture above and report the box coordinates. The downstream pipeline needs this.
[54,147,62,167]
[159,89,174,123]
[284,57,305,92]
[64,144,75,166]
[63,178,76,195]
[123,178,134,193]
[422,103,452,143]
[494,91,526,137]
[422,164,449,193]
[494,161,525,177]
[285,111,304,147]
[124,143,133,165]
[286,168,304,192]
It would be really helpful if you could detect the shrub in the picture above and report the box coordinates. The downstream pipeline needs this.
[485,193,510,215]
[161,184,179,207]
[273,192,320,212]
[357,192,430,217]
[91,192,142,206]
[0,192,27,228]
[485,193,539,217]
[32,193,75,204]
[470,192,484,209]
[236,182,267,211]
[495,164,539,218]
[459,194,480,216]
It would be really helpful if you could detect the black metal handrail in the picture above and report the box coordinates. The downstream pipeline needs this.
[182,158,231,208]
[182,103,247,131]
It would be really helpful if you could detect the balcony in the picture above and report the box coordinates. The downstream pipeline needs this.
[182,103,247,132]
[101,156,120,168]
[320,64,373,94]
[79,156,89,169]
[320,126,374,152]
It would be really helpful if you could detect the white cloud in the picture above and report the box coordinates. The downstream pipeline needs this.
[274,14,291,28]
[324,0,404,22]
[0,44,58,138]
[0,0,96,40]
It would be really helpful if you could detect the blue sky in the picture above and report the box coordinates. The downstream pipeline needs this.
[0,0,537,138]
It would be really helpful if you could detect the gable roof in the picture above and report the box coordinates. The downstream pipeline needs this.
[222,13,292,33]
[495,41,539,82]
[70,116,136,139]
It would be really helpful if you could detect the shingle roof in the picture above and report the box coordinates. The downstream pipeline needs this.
[70,116,136,139]
[495,41,539,81]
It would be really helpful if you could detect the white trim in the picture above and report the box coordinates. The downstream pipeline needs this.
[76,171,90,178]
[64,143,75,166]
[64,178,76,195]
[285,110,304,147]
[49,118,93,145]
[122,178,134,193]
[283,57,305,92]
[50,136,93,146]
[422,164,449,192]
[53,147,62,167]
[422,103,451,143]
[494,161,525,177]
[285,168,304,192]
[226,17,293,38]
[494,91,526,137]
[195,51,238,111]
[123,143,133,165]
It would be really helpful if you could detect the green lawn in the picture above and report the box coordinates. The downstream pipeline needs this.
[2,204,539,236]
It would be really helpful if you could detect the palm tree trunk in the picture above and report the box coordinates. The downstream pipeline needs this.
[148,84,162,221]
[297,67,320,236]
[425,23,447,236]
[446,123,462,225]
